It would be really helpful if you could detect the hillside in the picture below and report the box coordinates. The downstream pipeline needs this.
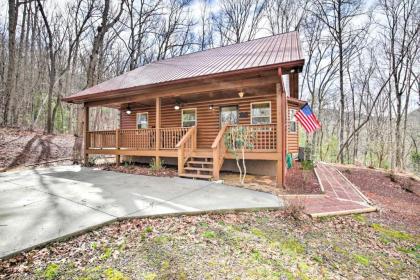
[0,128,78,172]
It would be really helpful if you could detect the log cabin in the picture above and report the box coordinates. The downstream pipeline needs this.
[63,31,306,186]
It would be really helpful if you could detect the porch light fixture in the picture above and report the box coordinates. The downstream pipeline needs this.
[126,105,132,115]
[238,91,244,98]
[290,69,296,73]
[209,104,214,110]
[174,101,181,110]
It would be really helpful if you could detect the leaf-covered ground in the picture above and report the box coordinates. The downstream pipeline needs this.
[0,128,77,171]
[1,211,418,280]
[338,165,420,233]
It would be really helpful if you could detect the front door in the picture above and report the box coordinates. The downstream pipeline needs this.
[220,105,239,127]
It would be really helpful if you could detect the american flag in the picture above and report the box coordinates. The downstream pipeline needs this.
[295,104,321,133]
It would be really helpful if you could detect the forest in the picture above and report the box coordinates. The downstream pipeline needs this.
[0,0,419,172]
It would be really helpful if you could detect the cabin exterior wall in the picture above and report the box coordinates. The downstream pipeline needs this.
[120,95,299,153]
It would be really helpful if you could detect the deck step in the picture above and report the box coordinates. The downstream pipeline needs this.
[184,167,213,172]
[188,161,213,165]
[190,157,213,161]
[180,156,215,180]
[179,173,212,179]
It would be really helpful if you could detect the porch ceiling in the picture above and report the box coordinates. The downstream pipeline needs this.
[90,69,281,109]
[114,84,276,109]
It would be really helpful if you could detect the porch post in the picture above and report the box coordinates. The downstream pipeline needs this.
[155,97,161,165]
[276,76,286,187]
[83,104,89,165]
[289,72,299,99]
[115,128,120,166]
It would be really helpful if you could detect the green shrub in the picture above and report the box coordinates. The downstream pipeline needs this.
[104,268,127,280]
[149,158,164,171]
[301,160,314,170]
[42,263,60,280]
[353,254,370,266]
[100,247,112,260]
[371,223,413,241]
[281,239,305,254]
[202,230,216,238]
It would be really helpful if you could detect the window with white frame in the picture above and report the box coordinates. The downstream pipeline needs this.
[251,102,271,125]
[182,108,196,127]
[289,109,297,132]
[220,105,239,126]
[136,112,148,129]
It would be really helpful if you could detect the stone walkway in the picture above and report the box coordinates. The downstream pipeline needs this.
[292,163,376,217]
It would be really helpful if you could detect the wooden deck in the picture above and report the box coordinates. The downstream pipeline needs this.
[86,124,281,180]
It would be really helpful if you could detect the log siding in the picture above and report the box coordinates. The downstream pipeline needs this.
[120,95,299,152]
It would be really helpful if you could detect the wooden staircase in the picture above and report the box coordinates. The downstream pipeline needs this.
[179,156,214,180]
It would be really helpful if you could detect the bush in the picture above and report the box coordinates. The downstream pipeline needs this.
[284,200,305,221]
[301,160,314,170]
[149,158,164,171]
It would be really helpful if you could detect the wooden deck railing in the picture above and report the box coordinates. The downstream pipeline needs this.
[211,125,228,180]
[225,124,277,152]
[88,130,116,149]
[160,127,189,149]
[119,129,156,149]
[176,126,197,174]
[88,127,190,150]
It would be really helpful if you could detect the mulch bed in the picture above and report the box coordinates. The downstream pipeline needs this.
[285,161,321,194]
[0,128,77,172]
[1,211,418,279]
[98,163,178,177]
[338,165,420,234]
[222,161,322,196]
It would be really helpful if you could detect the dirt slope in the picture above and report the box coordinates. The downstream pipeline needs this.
[0,128,78,172]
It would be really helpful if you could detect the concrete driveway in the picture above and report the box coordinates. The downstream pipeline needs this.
[0,165,282,258]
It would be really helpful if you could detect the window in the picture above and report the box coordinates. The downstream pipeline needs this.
[220,105,239,126]
[182,108,196,127]
[251,102,271,125]
[136,112,148,129]
[289,109,297,132]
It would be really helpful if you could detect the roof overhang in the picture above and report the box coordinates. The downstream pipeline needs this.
[63,59,304,106]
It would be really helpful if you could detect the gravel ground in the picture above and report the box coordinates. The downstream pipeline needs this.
[1,211,418,279]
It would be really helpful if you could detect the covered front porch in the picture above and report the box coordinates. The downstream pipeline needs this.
[82,69,291,185]
[85,123,280,175]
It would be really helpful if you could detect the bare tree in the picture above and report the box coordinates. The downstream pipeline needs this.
[197,0,213,50]
[312,0,370,163]
[154,0,195,60]
[378,0,420,169]
[3,0,28,126]
[122,0,161,70]
[265,0,308,34]
[213,0,267,44]
[86,0,125,88]
[36,0,58,133]
[301,10,339,160]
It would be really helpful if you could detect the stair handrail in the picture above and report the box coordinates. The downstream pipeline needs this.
[176,126,196,174]
[212,125,228,180]
[175,125,196,148]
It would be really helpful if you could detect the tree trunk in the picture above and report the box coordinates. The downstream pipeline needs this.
[3,0,19,126]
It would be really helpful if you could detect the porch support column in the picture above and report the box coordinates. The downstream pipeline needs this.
[83,104,90,165]
[289,72,299,99]
[276,69,287,187]
[155,97,161,165]
[115,128,120,166]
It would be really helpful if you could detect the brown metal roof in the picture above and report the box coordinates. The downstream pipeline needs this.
[65,31,304,102]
